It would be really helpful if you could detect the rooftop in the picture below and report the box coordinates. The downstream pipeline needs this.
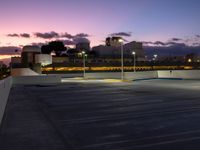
[1,79,200,149]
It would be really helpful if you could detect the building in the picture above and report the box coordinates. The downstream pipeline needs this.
[92,39,145,61]
[76,42,90,52]
[0,61,3,67]
[106,37,122,47]
[11,46,52,75]
[75,38,90,52]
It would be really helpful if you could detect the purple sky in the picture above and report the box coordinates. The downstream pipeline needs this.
[0,0,200,62]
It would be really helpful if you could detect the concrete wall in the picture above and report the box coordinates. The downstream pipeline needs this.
[11,68,39,76]
[85,71,158,80]
[86,72,121,79]
[158,70,200,79]
[49,73,83,78]
[125,71,158,80]
[12,75,61,85]
[35,54,52,66]
[0,77,12,125]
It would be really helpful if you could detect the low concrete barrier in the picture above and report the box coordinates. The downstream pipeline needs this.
[86,72,121,79]
[11,68,39,76]
[85,71,158,80]
[125,71,158,80]
[158,70,200,79]
[12,75,61,85]
[0,77,12,124]
[48,73,83,78]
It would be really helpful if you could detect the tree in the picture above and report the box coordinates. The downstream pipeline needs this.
[41,41,67,56]
[48,41,66,56]
[41,45,52,54]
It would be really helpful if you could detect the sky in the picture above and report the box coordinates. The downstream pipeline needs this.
[0,0,200,63]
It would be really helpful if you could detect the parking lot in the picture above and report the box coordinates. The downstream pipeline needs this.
[1,79,200,150]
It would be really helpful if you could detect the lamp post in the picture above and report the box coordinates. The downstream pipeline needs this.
[132,51,136,72]
[153,54,157,61]
[153,54,157,70]
[81,51,86,79]
[119,39,124,80]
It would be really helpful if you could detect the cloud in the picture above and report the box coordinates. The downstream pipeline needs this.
[192,43,200,46]
[144,40,200,57]
[143,41,166,46]
[6,31,91,42]
[171,38,182,41]
[73,38,90,44]
[61,32,74,39]
[34,31,59,39]
[166,42,187,47]
[75,33,89,38]
[31,42,47,47]
[154,41,166,46]
[142,35,200,56]
[0,46,21,55]
[110,32,132,37]
[7,33,30,38]
[20,33,30,38]
[196,35,200,38]
[60,40,75,45]
[61,32,89,39]
[7,34,19,37]
[143,41,154,45]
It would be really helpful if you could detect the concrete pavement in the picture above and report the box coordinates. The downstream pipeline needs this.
[1,79,200,149]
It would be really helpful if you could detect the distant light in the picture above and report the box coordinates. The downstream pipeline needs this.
[118,39,123,43]
[154,54,157,58]
[197,60,200,62]
[132,51,136,55]
[51,51,56,56]
[82,51,86,54]
[188,59,192,63]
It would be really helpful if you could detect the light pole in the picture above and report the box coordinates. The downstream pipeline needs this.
[119,39,124,80]
[132,51,136,72]
[153,54,157,61]
[153,54,157,70]
[81,51,86,79]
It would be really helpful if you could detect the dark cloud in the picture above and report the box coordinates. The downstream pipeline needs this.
[0,46,21,55]
[7,34,19,37]
[61,32,74,39]
[154,41,166,46]
[7,33,30,38]
[6,31,91,41]
[144,39,187,47]
[192,43,200,46]
[143,41,154,45]
[195,35,200,38]
[144,42,200,57]
[166,42,187,47]
[34,31,59,39]
[110,32,132,37]
[75,33,89,38]
[31,42,47,47]
[171,38,182,41]
[61,33,89,39]
[143,41,166,46]
[20,33,30,38]
[73,38,90,44]
[61,40,75,45]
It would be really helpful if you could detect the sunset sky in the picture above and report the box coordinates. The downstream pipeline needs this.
[0,0,200,63]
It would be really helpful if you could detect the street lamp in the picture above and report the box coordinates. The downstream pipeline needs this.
[118,39,124,80]
[132,51,136,72]
[154,54,157,60]
[81,51,86,79]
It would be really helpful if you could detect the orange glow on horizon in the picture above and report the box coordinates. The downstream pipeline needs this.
[0,55,20,60]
